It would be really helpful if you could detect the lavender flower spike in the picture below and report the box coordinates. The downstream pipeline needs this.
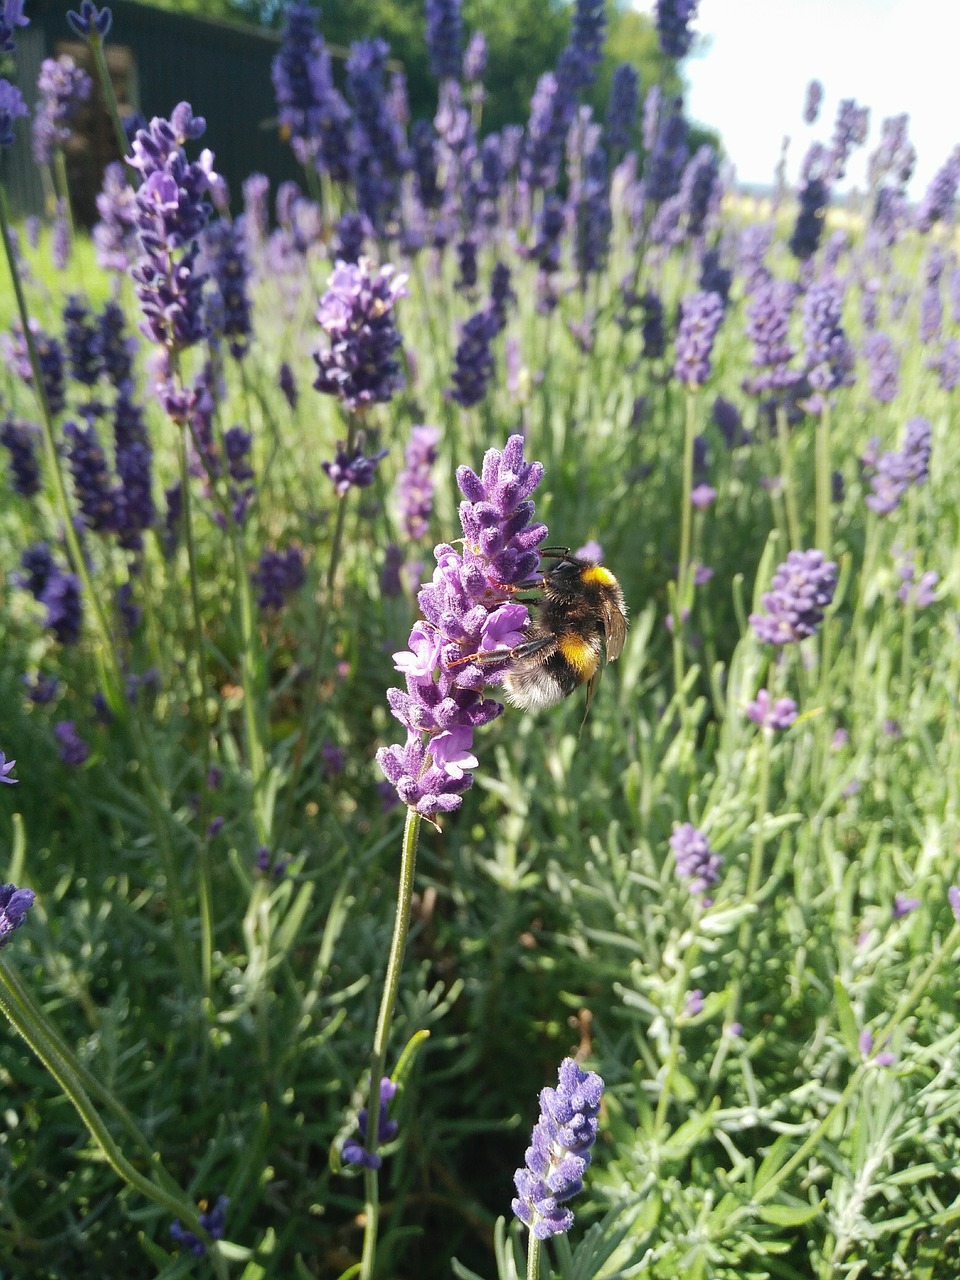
[750,549,838,645]
[0,882,35,947]
[512,1058,604,1240]
[342,1077,399,1170]
[376,435,547,820]
[314,258,408,410]
[674,290,724,388]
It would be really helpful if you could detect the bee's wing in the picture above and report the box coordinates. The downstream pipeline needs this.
[603,600,628,662]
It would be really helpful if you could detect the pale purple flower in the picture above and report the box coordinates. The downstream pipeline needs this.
[512,1058,603,1240]
[750,550,837,645]
[314,259,408,410]
[396,424,440,541]
[893,893,920,919]
[671,822,721,895]
[0,750,17,784]
[0,882,35,947]
[673,290,724,388]
[802,79,823,125]
[746,689,798,731]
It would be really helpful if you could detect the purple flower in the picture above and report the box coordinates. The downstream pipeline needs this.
[40,569,84,646]
[673,290,724,388]
[425,0,462,82]
[170,1195,229,1257]
[746,689,798,731]
[396,424,441,541]
[253,546,305,612]
[54,720,89,766]
[803,79,823,125]
[1,417,41,497]
[684,989,704,1016]
[712,396,743,447]
[313,259,408,410]
[66,1,112,38]
[750,549,837,645]
[789,158,829,261]
[271,2,351,178]
[828,98,869,182]
[605,63,639,155]
[893,893,920,919]
[896,558,938,609]
[927,338,960,392]
[690,483,715,509]
[864,332,900,403]
[128,104,220,352]
[916,147,960,233]
[93,161,138,272]
[803,275,855,412]
[0,750,17,784]
[949,882,960,924]
[322,436,388,496]
[449,309,499,407]
[743,278,801,397]
[655,0,699,58]
[376,435,547,819]
[859,1029,895,1068]
[0,882,35,947]
[644,96,688,204]
[0,79,28,149]
[670,823,722,895]
[32,54,91,166]
[512,1058,603,1240]
[64,419,117,533]
[346,38,409,230]
[343,1078,399,1170]
[463,30,487,84]
[1,0,29,54]
[203,219,252,359]
[863,417,931,515]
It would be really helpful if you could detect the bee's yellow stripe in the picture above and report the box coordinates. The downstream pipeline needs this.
[558,633,600,678]
[581,565,617,588]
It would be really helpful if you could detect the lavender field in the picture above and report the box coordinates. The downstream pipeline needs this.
[2,0,960,1277]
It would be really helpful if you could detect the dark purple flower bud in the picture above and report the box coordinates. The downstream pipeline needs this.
[803,79,823,124]
[343,1077,399,1170]
[64,419,117,532]
[410,119,442,210]
[449,309,498,407]
[347,38,409,229]
[313,259,408,410]
[671,822,722,894]
[750,549,837,645]
[0,882,35,947]
[566,0,606,89]
[18,542,56,599]
[699,248,731,306]
[1,417,41,497]
[41,569,84,645]
[606,63,639,155]
[644,97,688,204]
[63,295,102,387]
[425,0,462,82]
[170,1195,229,1257]
[278,361,298,409]
[456,236,478,293]
[673,290,724,388]
[640,290,667,360]
[253,546,305,611]
[322,438,388,495]
[54,719,89,765]
[712,395,742,447]
[332,211,371,265]
[66,1,112,39]
[203,218,252,359]
[789,148,829,261]
[655,0,699,58]
[746,689,798,731]
[512,1058,603,1240]
[396,424,441,541]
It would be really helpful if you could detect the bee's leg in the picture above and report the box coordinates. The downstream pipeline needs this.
[448,633,555,669]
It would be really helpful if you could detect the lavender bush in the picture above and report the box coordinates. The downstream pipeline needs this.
[1,3,960,1279]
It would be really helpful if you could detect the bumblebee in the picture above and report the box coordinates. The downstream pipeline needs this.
[458,549,628,716]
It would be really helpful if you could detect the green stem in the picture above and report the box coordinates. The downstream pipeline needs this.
[676,389,697,612]
[775,406,801,550]
[274,414,359,851]
[710,729,772,1083]
[87,32,133,168]
[176,420,213,995]
[359,806,423,1280]
[0,964,212,1249]
[527,1235,542,1280]
[815,403,832,555]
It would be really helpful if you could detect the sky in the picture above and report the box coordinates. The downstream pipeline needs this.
[634,0,960,198]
